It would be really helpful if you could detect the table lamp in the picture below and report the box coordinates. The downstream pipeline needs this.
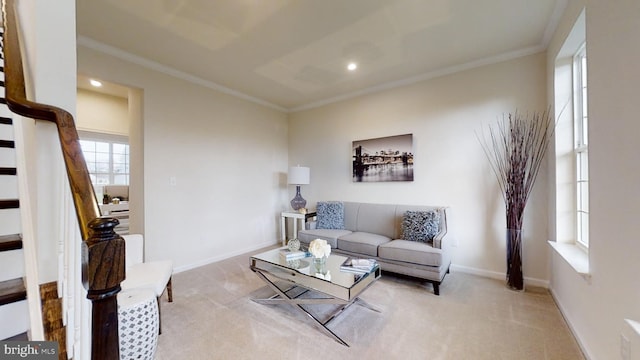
[288,166,310,210]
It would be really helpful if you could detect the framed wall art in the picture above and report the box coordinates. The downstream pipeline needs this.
[352,134,414,182]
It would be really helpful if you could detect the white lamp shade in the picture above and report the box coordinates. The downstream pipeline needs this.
[288,166,310,185]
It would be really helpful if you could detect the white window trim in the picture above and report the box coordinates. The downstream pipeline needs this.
[79,131,130,193]
[573,44,589,249]
[549,9,590,279]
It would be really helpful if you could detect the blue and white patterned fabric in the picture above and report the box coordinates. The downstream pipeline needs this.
[118,288,159,360]
[401,210,440,243]
[316,201,345,229]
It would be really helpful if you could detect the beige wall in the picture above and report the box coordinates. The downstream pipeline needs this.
[75,3,640,358]
[78,46,289,271]
[289,52,550,284]
[76,88,129,136]
[128,88,144,235]
[547,0,640,359]
[17,0,78,283]
[76,86,145,234]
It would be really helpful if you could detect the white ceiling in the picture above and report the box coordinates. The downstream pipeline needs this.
[76,0,564,111]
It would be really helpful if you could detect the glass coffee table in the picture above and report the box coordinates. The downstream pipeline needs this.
[249,247,381,346]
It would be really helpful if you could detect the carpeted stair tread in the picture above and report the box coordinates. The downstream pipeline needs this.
[0,233,22,251]
[0,278,26,305]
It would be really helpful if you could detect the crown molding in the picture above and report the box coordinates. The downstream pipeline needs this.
[77,36,287,112]
[79,36,548,114]
[542,0,569,48]
[290,45,545,113]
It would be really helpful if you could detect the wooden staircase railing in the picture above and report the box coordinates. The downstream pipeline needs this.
[3,1,125,359]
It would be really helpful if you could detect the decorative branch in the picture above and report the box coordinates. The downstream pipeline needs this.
[478,110,554,231]
[477,109,554,290]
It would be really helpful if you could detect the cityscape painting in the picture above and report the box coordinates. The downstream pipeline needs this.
[352,134,414,182]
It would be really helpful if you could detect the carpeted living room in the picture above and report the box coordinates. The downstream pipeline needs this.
[15,0,631,359]
[153,248,584,359]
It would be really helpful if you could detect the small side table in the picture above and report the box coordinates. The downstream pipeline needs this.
[280,211,316,246]
[118,288,159,360]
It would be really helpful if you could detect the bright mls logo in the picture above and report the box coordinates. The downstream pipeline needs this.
[0,342,58,359]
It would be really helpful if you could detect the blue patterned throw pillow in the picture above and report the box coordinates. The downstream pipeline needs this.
[402,210,440,243]
[316,201,345,229]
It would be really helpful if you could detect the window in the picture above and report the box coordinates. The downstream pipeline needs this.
[550,10,589,276]
[573,44,589,248]
[79,136,130,193]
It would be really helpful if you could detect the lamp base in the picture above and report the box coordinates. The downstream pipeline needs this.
[290,185,306,210]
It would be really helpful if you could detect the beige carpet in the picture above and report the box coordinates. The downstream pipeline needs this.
[154,247,584,360]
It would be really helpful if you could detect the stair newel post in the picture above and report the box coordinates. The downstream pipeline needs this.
[82,217,125,360]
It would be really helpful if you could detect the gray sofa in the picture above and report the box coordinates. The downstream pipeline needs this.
[297,201,452,295]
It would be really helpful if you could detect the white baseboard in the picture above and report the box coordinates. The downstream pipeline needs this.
[450,263,550,288]
[549,287,593,360]
[175,252,552,288]
[172,240,278,274]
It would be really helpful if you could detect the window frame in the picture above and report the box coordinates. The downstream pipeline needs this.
[78,131,130,195]
[573,44,589,249]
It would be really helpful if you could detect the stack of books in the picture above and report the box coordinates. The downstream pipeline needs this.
[279,249,309,261]
[340,257,377,274]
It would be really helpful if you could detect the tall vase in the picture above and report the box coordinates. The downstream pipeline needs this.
[506,228,524,291]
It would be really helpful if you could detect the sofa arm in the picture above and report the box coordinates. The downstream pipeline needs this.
[433,229,447,249]
[432,207,450,249]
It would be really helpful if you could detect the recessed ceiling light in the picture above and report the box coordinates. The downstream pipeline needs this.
[347,63,358,71]
[90,79,102,87]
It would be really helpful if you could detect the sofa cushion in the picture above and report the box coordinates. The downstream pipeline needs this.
[342,202,361,231]
[297,229,351,248]
[401,210,440,243]
[316,201,345,229]
[379,240,442,267]
[337,232,391,257]
[355,203,397,239]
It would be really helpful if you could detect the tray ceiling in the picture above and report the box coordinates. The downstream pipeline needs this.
[77,0,564,111]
